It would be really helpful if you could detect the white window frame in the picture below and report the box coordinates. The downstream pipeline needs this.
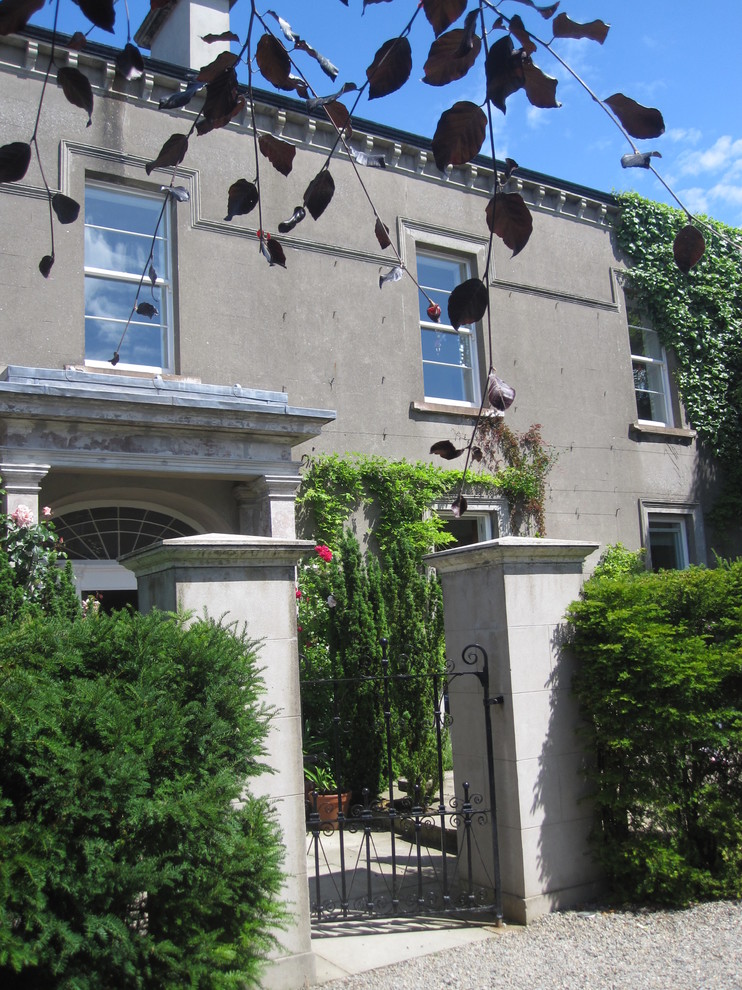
[84,181,175,373]
[433,495,510,545]
[417,249,482,407]
[639,500,706,571]
[629,322,674,427]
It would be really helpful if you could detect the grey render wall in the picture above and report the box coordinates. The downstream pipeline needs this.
[0,26,720,560]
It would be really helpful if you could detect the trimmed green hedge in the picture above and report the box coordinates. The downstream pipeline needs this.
[568,562,742,904]
[0,609,284,989]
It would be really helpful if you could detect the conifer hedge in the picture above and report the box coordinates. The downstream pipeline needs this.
[568,562,742,904]
[0,609,284,989]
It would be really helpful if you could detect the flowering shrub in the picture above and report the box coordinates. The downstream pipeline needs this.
[314,544,333,563]
[0,501,78,619]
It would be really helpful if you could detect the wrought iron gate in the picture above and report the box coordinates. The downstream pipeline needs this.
[301,641,503,926]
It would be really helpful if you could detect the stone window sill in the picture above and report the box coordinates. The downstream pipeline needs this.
[630,422,696,443]
[411,400,501,419]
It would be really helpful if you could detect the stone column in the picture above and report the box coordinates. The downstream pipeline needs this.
[0,462,50,519]
[233,474,302,539]
[121,534,315,990]
[427,536,601,924]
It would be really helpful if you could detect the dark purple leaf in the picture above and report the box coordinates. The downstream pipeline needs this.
[456,9,479,55]
[145,133,189,175]
[295,38,339,81]
[148,264,157,286]
[421,0,467,37]
[621,151,661,169]
[0,0,44,36]
[324,100,352,136]
[51,193,80,224]
[673,225,705,273]
[366,38,412,100]
[523,58,560,109]
[266,9,296,40]
[422,28,481,87]
[503,157,519,181]
[57,67,94,126]
[260,235,287,268]
[256,33,294,90]
[224,179,258,221]
[448,278,488,330]
[379,266,403,288]
[375,218,391,249]
[485,36,525,113]
[486,192,533,256]
[197,50,240,83]
[73,0,115,33]
[136,302,158,319]
[487,372,516,411]
[306,82,357,110]
[432,101,487,171]
[430,440,464,460]
[0,141,31,183]
[508,15,537,56]
[552,13,609,44]
[163,185,190,202]
[197,69,243,133]
[508,0,559,17]
[471,447,483,462]
[604,93,665,140]
[451,495,467,518]
[278,206,306,233]
[201,30,240,43]
[116,42,144,81]
[69,31,87,51]
[159,81,204,110]
[349,148,385,168]
[38,254,54,278]
[259,134,296,176]
[200,91,243,132]
[303,169,335,220]
[110,351,120,366]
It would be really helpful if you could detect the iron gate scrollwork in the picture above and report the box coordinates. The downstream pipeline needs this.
[301,640,503,926]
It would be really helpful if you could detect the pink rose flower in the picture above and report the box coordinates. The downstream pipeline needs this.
[10,505,34,527]
[42,506,52,517]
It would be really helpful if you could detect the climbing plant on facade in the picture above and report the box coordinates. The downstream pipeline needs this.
[615,193,742,518]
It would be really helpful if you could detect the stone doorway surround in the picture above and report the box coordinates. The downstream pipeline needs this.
[0,365,335,536]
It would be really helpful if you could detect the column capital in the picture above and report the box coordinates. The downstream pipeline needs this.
[0,462,51,518]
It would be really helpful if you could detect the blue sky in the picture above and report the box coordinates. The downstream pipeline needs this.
[31,0,742,227]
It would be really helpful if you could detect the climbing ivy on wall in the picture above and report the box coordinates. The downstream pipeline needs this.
[615,194,742,516]
[297,436,557,551]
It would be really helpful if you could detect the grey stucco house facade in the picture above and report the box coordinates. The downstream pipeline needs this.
[0,0,722,602]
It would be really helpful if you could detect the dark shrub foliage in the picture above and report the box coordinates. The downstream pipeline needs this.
[568,562,742,905]
[0,609,283,989]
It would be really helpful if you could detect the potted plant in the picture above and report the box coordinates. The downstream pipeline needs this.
[304,760,351,829]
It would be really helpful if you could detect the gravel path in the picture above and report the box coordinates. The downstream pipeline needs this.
[321,901,742,990]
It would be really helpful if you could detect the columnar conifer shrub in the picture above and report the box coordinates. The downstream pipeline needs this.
[568,562,742,905]
[0,609,284,990]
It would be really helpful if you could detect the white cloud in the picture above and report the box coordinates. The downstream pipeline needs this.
[665,127,702,145]
[526,106,551,129]
[676,186,710,216]
[708,182,742,207]
[677,135,742,176]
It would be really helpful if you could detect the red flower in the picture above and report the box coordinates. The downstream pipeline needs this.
[296,588,302,599]
[314,544,332,562]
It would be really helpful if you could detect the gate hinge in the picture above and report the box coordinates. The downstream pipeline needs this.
[485,695,505,706]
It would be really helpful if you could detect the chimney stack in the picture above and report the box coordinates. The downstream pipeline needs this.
[135,0,236,71]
